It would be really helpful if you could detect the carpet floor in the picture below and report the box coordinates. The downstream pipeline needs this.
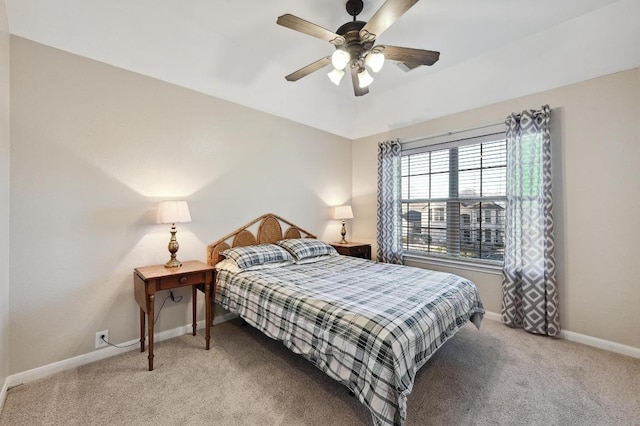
[1,318,639,425]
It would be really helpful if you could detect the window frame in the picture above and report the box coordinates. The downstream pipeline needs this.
[400,130,507,268]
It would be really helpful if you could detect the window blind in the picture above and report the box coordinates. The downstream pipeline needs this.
[400,131,507,263]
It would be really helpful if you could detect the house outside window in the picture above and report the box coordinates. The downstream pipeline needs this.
[432,208,445,221]
[400,132,507,263]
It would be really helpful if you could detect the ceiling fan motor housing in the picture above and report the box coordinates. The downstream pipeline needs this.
[336,20,372,68]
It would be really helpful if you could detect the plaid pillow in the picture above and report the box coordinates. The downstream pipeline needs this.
[222,244,294,270]
[277,239,337,261]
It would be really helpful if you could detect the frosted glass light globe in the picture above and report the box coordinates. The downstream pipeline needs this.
[365,51,385,73]
[328,68,345,86]
[358,69,374,88]
[331,49,350,70]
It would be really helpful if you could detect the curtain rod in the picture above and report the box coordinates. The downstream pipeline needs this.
[400,120,504,145]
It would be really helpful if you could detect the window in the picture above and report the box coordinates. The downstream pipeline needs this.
[400,132,507,263]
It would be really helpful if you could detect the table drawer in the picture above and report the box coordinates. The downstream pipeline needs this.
[330,243,371,260]
[351,246,369,255]
[158,272,204,290]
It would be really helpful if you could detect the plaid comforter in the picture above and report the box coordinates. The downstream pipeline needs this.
[215,256,484,426]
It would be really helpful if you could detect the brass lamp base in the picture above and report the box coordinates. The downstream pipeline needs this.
[339,220,348,244]
[164,223,182,268]
[164,258,182,268]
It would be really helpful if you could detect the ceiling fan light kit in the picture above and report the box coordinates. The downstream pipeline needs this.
[365,50,385,73]
[358,68,374,88]
[277,0,440,96]
[328,68,346,85]
[331,49,351,70]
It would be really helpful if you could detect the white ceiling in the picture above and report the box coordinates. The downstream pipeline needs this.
[6,0,640,139]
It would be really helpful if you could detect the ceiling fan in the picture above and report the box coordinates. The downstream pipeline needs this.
[277,0,440,96]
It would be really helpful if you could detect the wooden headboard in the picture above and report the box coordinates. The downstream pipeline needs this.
[206,213,317,266]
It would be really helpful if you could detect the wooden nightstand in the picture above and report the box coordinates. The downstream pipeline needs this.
[133,260,215,371]
[330,242,372,260]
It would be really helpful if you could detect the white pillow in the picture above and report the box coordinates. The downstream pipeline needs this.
[214,258,242,273]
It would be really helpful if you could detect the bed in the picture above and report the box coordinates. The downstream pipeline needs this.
[207,214,484,426]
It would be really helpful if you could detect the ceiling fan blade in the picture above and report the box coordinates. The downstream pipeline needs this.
[360,0,419,40]
[350,66,369,97]
[285,56,332,82]
[277,14,345,46]
[379,45,440,66]
[396,62,421,71]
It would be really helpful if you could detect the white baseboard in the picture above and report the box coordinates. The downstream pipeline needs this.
[6,313,237,389]
[4,310,638,393]
[558,329,640,359]
[0,376,7,413]
[483,310,640,359]
[482,311,502,322]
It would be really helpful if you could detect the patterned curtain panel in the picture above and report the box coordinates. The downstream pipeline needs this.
[376,140,404,264]
[501,105,560,336]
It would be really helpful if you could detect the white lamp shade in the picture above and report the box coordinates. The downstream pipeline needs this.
[327,68,345,86]
[331,49,350,70]
[357,69,374,88]
[333,205,354,220]
[157,201,192,224]
[365,51,385,73]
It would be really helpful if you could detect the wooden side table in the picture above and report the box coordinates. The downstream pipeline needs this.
[330,242,372,260]
[133,260,215,371]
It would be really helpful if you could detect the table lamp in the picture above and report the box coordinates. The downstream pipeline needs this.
[157,201,191,268]
[333,205,354,244]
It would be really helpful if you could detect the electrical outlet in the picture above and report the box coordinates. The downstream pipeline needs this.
[95,330,109,349]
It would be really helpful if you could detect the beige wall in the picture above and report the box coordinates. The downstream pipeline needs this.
[352,68,640,349]
[6,34,639,377]
[9,37,351,374]
[0,0,9,393]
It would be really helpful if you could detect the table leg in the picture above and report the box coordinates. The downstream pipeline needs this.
[212,279,216,326]
[205,281,211,350]
[139,307,145,352]
[192,285,197,336]
[147,293,155,371]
